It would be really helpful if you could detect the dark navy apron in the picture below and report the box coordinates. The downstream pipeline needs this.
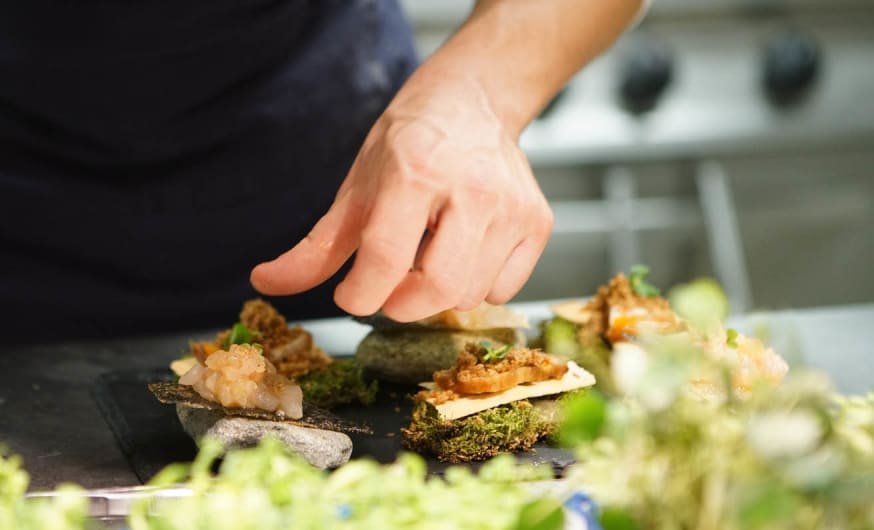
[0,0,418,343]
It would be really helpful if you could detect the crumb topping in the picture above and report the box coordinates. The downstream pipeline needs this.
[204,299,332,378]
[421,343,567,399]
[579,273,683,346]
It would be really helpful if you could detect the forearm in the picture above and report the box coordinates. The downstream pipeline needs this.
[400,0,643,137]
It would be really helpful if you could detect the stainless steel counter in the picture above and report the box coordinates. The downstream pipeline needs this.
[1,302,871,491]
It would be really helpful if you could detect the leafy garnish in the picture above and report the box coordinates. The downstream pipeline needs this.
[726,328,739,349]
[223,322,261,348]
[628,264,660,297]
[479,341,511,363]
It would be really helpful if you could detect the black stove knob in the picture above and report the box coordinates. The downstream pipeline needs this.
[763,29,821,107]
[618,37,674,115]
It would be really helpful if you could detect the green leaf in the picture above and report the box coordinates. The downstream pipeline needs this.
[628,265,660,297]
[482,344,511,363]
[512,497,565,530]
[726,328,739,349]
[557,390,606,446]
[224,322,260,347]
[600,507,642,530]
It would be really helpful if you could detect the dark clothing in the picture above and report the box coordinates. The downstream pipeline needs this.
[0,0,418,343]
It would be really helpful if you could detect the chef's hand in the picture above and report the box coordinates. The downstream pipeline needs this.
[250,76,553,322]
[251,0,644,321]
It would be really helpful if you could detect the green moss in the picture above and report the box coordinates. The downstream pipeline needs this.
[298,358,378,410]
[402,400,553,463]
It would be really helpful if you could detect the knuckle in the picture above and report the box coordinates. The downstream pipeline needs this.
[462,173,500,203]
[531,205,555,238]
[388,122,442,176]
[421,270,460,306]
[359,233,405,273]
[457,290,487,311]
[394,167,438,194]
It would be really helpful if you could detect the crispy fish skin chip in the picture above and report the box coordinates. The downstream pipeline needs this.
[148,382,372,435]
[355,303,529,332]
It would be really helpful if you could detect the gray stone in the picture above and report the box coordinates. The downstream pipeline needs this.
[355,328,525,384]
[176,405,353,469]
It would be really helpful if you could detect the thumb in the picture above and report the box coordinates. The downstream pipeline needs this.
[250,198,362,295]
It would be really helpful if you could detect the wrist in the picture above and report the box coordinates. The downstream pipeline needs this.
[385,66,513,145]
[396,0,645,138]
[405,37,533,138]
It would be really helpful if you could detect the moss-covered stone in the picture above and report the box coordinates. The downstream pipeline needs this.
[356,328,523,384]
[297,358,378,410]
[401,400,553,463]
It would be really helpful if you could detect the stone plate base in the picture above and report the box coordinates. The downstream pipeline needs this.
[93,366,575,482]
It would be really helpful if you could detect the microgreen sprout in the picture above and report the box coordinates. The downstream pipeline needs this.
[479,341,511,362]
[223,322,261,348]
[628,265,660,297]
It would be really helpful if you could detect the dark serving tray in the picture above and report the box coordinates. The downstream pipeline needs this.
[92,367,575,482]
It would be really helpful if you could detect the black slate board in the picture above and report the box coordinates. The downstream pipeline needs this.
[92,367,575,482]
[92,369,197,482]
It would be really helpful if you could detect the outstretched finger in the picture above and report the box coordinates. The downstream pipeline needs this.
[250,197,363,295]
[381,203,489,321]
[486,235,549,305]
[453,223,519,311]
[333,186,435,316]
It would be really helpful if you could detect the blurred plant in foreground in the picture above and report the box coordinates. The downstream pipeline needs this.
[0,448,88,530]
[560,332,874,530]
[128,438,562,530]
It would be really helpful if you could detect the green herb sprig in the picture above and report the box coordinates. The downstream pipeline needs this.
[628,265,660,297]
[222,322,261,348]
[479,341,511,363]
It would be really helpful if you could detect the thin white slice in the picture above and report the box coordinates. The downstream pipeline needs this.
[550,300,592,325]
[170,357,198,378]
[424,303,530,330]
[421,361,596,421]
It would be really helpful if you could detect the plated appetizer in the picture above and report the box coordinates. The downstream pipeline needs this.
[172,299,377,409]
[179,343,304,419]
[150,300,374,468]
[542,266,788,398]
[402,342,595,463]
[355,302,529,384]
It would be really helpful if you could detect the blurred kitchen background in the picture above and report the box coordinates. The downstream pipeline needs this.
[399,0,874,313]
